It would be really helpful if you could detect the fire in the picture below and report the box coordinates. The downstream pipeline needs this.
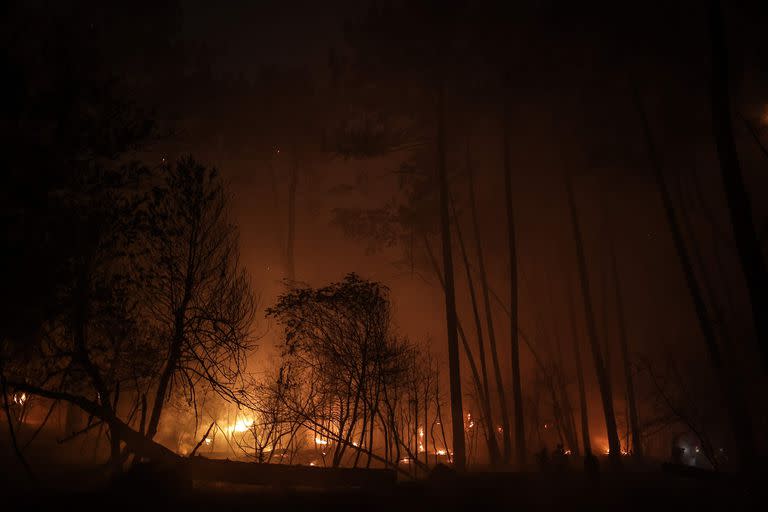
[435,449,447,456]
[229,418,255,433]
[13,392,27,405]
[314,437,328,445]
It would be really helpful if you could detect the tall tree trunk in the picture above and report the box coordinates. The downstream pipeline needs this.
[547,275,579,455]
[502,74,526,467]
[436,81,466,471]
[567,288,591,456]
[609,239,643,458]
[452,194,501,465]
[423,233,488,425]
[710,0,768,373]
[467,144,512,463]
[285,152,298,282]
[631,82,756,470]
[565,176,621,467]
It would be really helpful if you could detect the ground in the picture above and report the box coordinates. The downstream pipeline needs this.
[0,459,759,512]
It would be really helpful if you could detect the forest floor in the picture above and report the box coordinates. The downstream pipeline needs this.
[0,456,759,512]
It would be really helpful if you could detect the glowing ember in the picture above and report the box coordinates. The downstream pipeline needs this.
[12,392,27,405]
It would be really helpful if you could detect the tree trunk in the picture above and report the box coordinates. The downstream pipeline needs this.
[567,286,591,456]
[467,144,512,464]
[609,239,643,458]
[452,194,501,465]
[423,233,488,426]
[565,176,621,467]
[285,151,298,282]
[710,0,768,373]
[502,75,526,466]
[631,82,756,470]
[436,81,466,471]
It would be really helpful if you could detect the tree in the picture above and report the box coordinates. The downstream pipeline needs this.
[709,0,768,373]
[267,274,393,468]
[502,73,526,466]
[608,238,643,458]
[565,176,622,467]
[143,156,256,441]
[631,82,756,470]
[4,155,255,470]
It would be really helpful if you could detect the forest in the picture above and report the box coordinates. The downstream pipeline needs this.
[1,0,766,509]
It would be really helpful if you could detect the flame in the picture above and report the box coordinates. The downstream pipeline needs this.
[435,449,447,456]
[13,393,27,405]
[314,437,328,445]
[229,418,255,433]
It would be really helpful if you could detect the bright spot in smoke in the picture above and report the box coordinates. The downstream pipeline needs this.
[204,438,212,446]
[315,437,328,445]
[435,449,447,456]
[229,418,254,433]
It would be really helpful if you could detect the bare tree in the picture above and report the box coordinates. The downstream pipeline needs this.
[565,175,622,467]
[608,238,643,458]
[142,156,256,442]
[631,83,755,470]
[502,73,526,467]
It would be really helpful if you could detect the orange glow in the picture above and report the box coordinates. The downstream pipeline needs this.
[228,418,255,433]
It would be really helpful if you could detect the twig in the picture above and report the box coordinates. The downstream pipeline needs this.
[190,421,215,457]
